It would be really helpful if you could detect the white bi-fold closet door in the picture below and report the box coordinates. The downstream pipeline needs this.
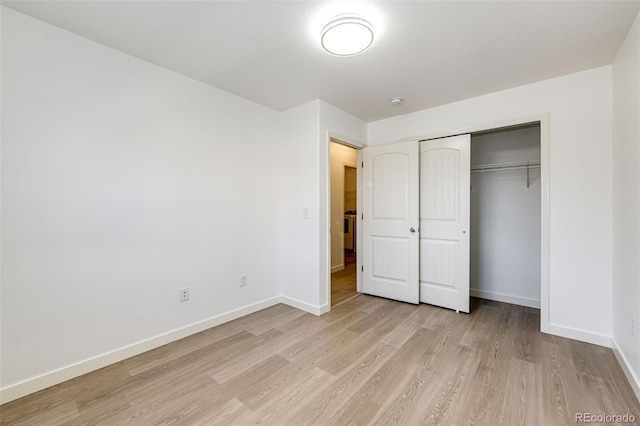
[362,135,471,312]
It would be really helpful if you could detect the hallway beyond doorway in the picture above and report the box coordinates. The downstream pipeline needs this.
[331,251,357,306]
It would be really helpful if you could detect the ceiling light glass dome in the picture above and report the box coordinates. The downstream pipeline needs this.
[321,14,374,56]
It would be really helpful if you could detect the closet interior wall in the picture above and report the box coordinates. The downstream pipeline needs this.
[470,124,541,308]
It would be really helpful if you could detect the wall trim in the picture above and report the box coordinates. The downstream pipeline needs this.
[471,288,540,309]
[612,338,640,402]
[0,296,283,405]
[279,295,327,316]
[1,292,625,404]
[546,323,613,348]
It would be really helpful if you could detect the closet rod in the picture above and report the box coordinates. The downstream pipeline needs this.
[471,160,540,188]
[470,160,540,173]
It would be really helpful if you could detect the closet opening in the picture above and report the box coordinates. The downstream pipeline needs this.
[470,123,541,309]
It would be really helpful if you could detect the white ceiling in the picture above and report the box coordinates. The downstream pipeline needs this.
[3,1,639,122]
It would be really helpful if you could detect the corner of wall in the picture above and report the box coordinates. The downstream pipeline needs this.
[611,8,640,403]
[612,337,640,403]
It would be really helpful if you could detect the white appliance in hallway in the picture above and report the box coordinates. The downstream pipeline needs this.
[344,211,357,251]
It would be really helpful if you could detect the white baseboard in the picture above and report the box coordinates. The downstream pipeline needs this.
[470,288,541,309]
[331,264,344,273]
[546,323,613,348]
[611,338,640,403]
[0,296,282,405]
[280,295,327,316]
[2,293,629,405]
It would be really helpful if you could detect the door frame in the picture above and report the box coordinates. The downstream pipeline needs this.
[406,114,550,333]
[342,162,358,257]
[325,134,365,308]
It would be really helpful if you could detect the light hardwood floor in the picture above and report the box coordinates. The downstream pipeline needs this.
[331,251,357,307]
[2,296,639,425]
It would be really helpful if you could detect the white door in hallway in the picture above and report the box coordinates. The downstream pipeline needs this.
[419,134,471,312]
[362,141,419,304]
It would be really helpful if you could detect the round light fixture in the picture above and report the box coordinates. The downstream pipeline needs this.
[389,97,403,107]
[321,14,374,56]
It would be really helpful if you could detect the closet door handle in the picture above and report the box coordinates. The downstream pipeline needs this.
[410,227,416,233]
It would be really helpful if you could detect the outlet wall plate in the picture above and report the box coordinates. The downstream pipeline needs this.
[180,288,190,302]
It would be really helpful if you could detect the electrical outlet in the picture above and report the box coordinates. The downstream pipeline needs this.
[180,287,189,302]
[240,275,248,287]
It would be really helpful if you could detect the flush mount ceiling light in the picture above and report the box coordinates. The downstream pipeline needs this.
[321,14,374,56]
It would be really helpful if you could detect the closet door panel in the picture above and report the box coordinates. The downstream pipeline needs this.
[421,239,459,289]
[422,149,459,222]
[420,135,470,313]
[362,141,419,304]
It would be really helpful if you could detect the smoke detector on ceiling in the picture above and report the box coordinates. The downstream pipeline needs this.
[389,97,403,107]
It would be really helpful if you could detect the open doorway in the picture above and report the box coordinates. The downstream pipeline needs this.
[330,141,358,306]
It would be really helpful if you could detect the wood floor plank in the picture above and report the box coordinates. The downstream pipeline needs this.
[242,305,307,336]
[0,363,131,425]
[278,311,367,362]
[127,329,257,377]
[339,327,439,411]
[331,260,357,307]
[234,359,317,411]
[215,354,291,394]
[380,304,437,349]
[176,397,252,425]
[126,373,220,409]
[11,401,79,426]
[318,302,416,375]
[108,382,223,425]
[457,307,496,353]
[2,296,639,426]
[207,329,292,383]
[541,340,577,426]
[375,345,479,426]
[288,343,397,425]
[602,358,640,415]
[330,398,381,426]
[235,367,336,426]
[61,393,130,426]
[498,358,543,426]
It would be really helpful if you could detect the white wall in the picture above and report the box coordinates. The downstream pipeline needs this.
[330,142,357,272]
[1,7,283,396]
[279,100,366,312]
[470,126,541,308]
[612,11,640,396]
[368,66,614,341]
[279,101,321,310]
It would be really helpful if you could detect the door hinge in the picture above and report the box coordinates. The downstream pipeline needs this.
[361,213,364,220]
[361,265,364,272]
[361,161,364,168]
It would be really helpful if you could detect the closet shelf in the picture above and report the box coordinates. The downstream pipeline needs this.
[471,160,540,188]
[471,160,540,173]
